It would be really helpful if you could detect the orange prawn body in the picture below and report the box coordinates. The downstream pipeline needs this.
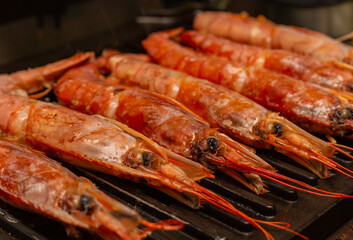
[0,60,308,240]
[57,67,209,159]
[56,63,353,200]
[181,30,353,93]
[193,11,353,64]
[0,54,301,240]
[142,30,353,138]
[0,53,213,194]
[54,64,279,194]
[0,139,148,240]
[108,54,349,180]
[0,92,218,207]
[108,55,269,148]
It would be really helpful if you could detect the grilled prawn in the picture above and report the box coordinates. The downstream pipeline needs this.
[0,140,183,240]
[54,62,350,198]
[180,30,353,93]
[193,11,353,64]
[107,54,353,182]
[54,63,270,195]
[142,29,353,138]
[0,54,302,240]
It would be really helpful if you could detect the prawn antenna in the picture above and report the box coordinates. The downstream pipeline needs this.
[253,167,353,198]
[330,143,353,160]
[167,172,307,240]
[267,135,353,180]
[139,219,184,238]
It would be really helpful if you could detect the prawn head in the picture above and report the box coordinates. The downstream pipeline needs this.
[62,178,183,240]
[253,113,353,180]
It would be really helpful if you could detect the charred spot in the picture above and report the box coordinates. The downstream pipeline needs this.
[273,123,283,137]
[207,137,219,153]
[142,152,153,166]
[79,195,95,214]
[347,82,353,92]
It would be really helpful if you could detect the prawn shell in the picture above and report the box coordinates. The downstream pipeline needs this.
[0,139,142,239]
[143,29,353,137]
[180,30,353,93]
[194,11,353,64]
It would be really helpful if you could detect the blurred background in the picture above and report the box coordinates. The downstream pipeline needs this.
[1,0,353,72]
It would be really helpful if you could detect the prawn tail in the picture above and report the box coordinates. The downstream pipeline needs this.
[252,166,353,198]
[139,219,184,238]
[181,179,305,240]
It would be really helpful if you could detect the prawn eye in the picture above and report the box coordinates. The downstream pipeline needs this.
[142,152,153,166]
[79,195,95,214]
[207,137,219,153]
[273,123,283,137]
[334,107,353,120]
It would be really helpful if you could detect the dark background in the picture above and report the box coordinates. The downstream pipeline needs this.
[1,0,353,72]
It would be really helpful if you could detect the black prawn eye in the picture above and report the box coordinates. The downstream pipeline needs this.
[273,123,283,137]
[79,195,95,214]
[142,152,153,166]
[207,137,219,153]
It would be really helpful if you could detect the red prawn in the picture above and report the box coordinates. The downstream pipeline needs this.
[193,11,353,64]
